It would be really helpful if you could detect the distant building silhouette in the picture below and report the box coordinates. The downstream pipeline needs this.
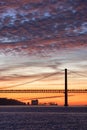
[31,100,38,105]
[27,102,30,105]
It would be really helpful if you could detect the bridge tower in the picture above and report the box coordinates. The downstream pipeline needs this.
[64,68,68,106]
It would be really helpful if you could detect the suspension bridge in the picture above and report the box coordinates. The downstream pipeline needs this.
[0,69,87,106]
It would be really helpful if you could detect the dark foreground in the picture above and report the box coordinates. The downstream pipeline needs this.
[0,106,87,130]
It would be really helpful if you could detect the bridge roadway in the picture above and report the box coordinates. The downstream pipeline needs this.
[0,89,87,93]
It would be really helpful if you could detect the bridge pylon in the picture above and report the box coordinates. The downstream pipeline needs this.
[64,68,68,106]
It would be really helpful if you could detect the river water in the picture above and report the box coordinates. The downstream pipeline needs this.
[0,106,87,130]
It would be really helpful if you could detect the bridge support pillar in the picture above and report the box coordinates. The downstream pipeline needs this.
[64,69,68,106]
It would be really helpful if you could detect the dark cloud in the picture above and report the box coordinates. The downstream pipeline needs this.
[0,0,87,54]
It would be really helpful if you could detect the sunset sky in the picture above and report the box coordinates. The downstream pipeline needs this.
[0,0,87,105]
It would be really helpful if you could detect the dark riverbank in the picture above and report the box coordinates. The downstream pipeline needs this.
[0,98,26,105]
[0,106,87,113]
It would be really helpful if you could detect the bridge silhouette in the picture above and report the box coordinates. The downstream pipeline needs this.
[0,69,87,106]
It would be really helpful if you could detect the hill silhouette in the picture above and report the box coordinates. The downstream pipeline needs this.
[0,98,26,105]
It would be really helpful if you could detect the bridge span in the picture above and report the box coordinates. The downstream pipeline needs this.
[0,89,87,93]
[0,69,87,106]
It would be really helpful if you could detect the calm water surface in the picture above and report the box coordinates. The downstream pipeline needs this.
[0,106,87,130]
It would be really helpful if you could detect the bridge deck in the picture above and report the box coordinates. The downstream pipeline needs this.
[0,89,87,93]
